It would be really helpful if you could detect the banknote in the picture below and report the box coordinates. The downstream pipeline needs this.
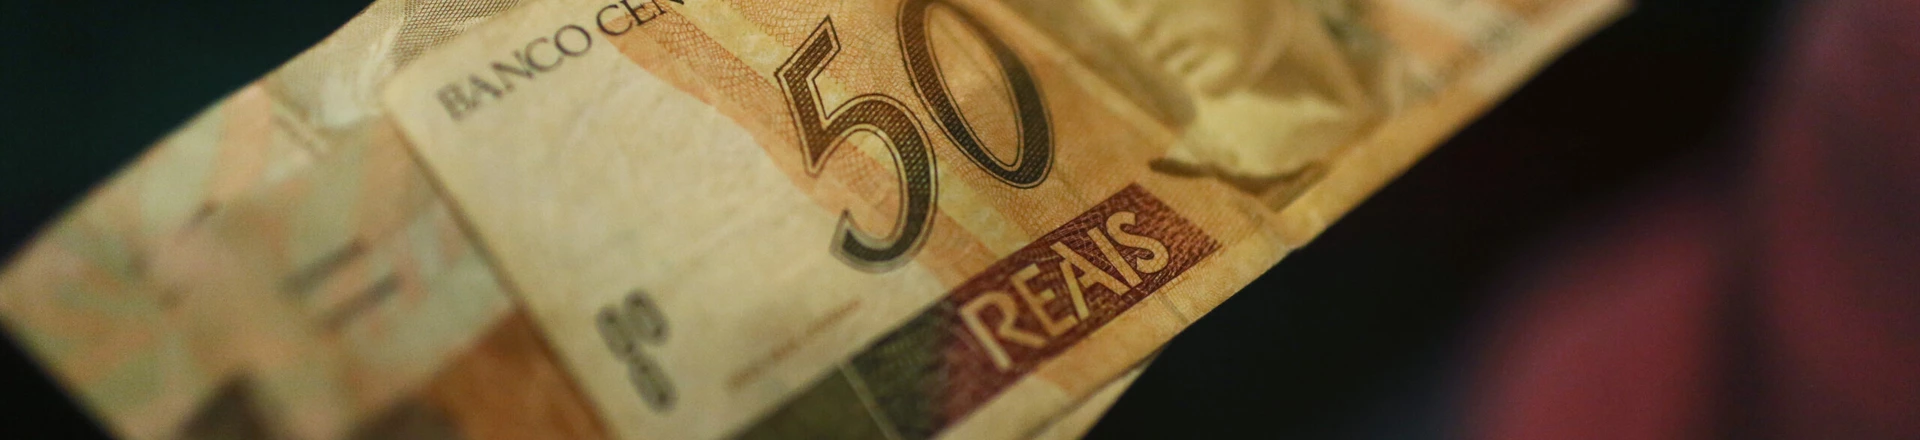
[379,0,1624,439]
[0,0,526,438]
[3,0,1620,438]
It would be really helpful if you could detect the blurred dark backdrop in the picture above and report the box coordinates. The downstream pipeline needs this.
[0,0,1786,438]
[1090,0,1790,438]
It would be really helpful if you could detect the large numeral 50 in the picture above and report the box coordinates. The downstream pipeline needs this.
[776,0,1054,271]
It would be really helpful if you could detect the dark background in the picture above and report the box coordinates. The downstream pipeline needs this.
[0,0,1785,438]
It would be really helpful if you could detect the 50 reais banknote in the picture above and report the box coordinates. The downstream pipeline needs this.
[1,0,1624,438]
[381,0,1622,438]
